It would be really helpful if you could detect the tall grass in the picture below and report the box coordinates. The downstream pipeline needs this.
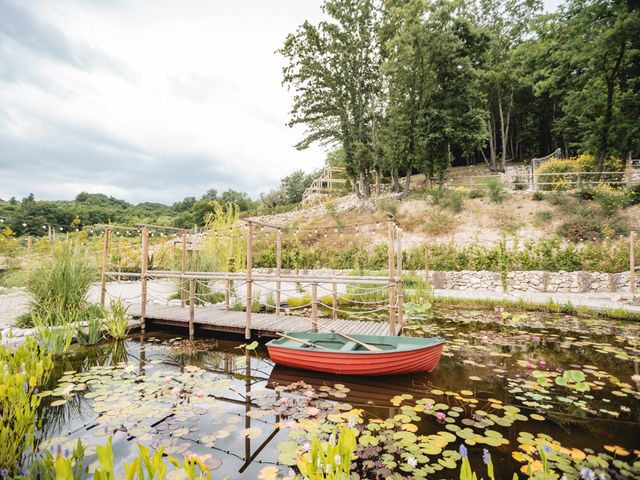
[14,239,97,324]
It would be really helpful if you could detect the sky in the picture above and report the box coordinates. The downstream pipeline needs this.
[0,0,562,205]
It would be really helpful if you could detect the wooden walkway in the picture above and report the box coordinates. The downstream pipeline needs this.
[126,303,401,338]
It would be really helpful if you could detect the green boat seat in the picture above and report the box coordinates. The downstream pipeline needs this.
[340,341,357,351]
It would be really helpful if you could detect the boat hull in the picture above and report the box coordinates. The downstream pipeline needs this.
[267,335,444,375]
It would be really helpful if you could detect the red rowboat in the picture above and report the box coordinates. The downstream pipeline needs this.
[266,332,445,375]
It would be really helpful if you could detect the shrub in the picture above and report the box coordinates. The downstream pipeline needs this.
[486,178,507,203]
[626,184,640,205]
[535,154,624,190]
[532,211,553,228]
[468,189,484,199]
[593,183,625,215]
[556,217,628,242]
[32,310,75,355]
[443,190,464,212]
[531,191,544,201]
[423,210,458,236]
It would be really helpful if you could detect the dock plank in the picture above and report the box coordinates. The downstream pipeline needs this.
[128,302,402,338]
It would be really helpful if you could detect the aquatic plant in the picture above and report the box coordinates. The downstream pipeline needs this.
[32,310,76,355]
[101,299,130,340]
[74,315,102,346]
[297,427,356,480]
[31,437,212,479]
[0,337,53,475]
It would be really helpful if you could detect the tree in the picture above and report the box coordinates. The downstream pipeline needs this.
[280,0,381,200]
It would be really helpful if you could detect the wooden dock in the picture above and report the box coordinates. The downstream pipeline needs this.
[126,303,401,338]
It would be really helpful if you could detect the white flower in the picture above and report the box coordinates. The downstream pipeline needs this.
[333,454,341,466]
[407,456,418,468]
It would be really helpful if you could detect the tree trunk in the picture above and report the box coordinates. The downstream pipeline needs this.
[597,46,625,174]
[391,168,401,193]
[486,116,497,171]
[498,90,513,172]
[359,171,370,201]
[402,167,412,200]
[352,178,361,199]
[375,166,381,196]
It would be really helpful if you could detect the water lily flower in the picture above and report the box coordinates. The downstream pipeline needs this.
[539,359,547,367]
[459,444,468,459]
[631,374,640,382]
[195,391,204,398]
[169,387,181,396]
[407,456,418,468]
[435,412,446,422]
[581,468,595,480]
[482,448,491,465]
[425,403,434,410]
[307,406,320,417]
[280,397,290,405]
[303,390,315,398]
[526,363,535,369]
[162,377,172,384]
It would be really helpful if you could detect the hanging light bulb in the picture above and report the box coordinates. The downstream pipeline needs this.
[22,222,27,227]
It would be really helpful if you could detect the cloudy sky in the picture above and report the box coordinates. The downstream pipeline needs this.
[0,0,562,205]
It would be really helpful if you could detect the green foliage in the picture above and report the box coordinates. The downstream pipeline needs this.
[18,239,96,323]
[0,337,53,475]
[31,437,212,480]
[486,178,507,204]
[102,299,130,340]
[297,427,357,480]
[531,191,544,201]
[32,310,76,355]
[75,315,103,346]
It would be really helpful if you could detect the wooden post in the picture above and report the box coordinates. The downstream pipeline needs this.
[424,243,429,283]
[225,279,230,310]
[631,230,637,297]
[396,225,404,329]
[140,227,149,333]
[245,222,253,340]
[189,278,195,337]
[100,227,110,308]
[332,282,338,320]
[387,220,396,336]
[181,232,187,308]
[626,151,633,189]
[311,283,318,332]
[275,228,282,316]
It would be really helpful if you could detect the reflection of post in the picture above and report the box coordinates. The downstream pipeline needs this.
[245,350,251,465]
[139,333,146,376]
[245,222,253,340]
[631,231,637,297]
[189,278,195,338]
[387,220,396,335]
[101,227,110,308]
[396,225,404,329]
[181,231,187,308]
[225,279,230,311]
[275,228,282,316]
[140,227,149,333]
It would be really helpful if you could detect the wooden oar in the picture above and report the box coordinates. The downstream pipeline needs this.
[309,318,382,352]
[277,332,329,350]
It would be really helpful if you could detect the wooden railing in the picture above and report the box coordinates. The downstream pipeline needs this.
[302,166,349,200]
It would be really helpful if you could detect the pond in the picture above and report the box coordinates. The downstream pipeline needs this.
[35,307,640,479]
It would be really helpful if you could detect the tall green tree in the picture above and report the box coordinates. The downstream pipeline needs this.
[280,0,381,200]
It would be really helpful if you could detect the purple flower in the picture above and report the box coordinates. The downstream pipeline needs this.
[0,468,8,478]
[459,444,468,459]
[56,444,62,456]
[581,468,595,480]
[482,448,491,465]
[23,382,29,393]
[63,448,71,458]
[543,444,553,454]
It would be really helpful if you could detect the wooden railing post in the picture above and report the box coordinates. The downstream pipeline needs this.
[101,227,110,308]
[631,230,637,298]
[189,278,195,337]
[332,282,338,320]
[387,219,396,336]
[396,225,404,330]
[245,222,253,340]
[275,228,282,316]
[224,278,230,311]
[140,226,149,333]
[181,231,187,308]
[311,283,318,332]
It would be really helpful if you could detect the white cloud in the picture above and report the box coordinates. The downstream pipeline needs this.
[0,0,327,203]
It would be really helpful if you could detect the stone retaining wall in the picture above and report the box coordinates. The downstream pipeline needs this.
[254,268,638,294]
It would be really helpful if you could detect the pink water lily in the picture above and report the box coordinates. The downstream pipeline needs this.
[169,387,181,396]
[307,407,320,417]
[435,412,446,422]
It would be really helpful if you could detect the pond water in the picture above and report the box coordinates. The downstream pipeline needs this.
[35,307,640,479]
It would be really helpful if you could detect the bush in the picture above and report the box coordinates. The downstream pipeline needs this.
[443,190,464,212]
[486,178,507,203]
[556,216,628,242]
[593,184,625,215]
[423,210,458,236]
[468,189,484,199]
[627,184,640,205]
[532,211,553,228]
[532,191,544,201]
[535,154,624,190]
